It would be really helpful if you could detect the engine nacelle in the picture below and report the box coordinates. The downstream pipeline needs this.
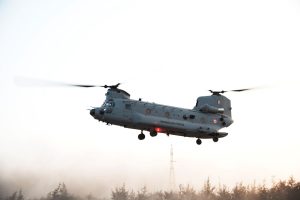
[199,104,224,114]
[194,95,232,117]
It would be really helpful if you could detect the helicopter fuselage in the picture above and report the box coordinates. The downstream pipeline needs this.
[90,88,233,144]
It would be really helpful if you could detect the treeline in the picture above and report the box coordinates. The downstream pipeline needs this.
[1,177,300,200]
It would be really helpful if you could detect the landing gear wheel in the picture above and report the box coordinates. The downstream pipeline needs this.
[138,133,145,140]
[196,138,202,145]
[213,137,219,142]
[150,131,157,137]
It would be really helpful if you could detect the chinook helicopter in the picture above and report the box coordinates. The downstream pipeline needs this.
[85,83,251,145]
[16,77,251,145]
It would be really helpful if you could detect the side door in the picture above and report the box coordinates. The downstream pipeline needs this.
[123,101,134,122]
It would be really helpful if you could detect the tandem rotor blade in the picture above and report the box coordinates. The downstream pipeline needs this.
[229,88,255,92]
[209,87,259,95]
[14,77,120,89]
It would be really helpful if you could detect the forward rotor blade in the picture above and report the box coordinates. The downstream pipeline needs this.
[15,77,105,88]
[68,84,103,88]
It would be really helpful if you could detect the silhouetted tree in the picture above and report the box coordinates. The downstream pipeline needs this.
[178,185,197,200]
[216,185,231,200]
[200,178,215,200]
[245,183,258,200]
[2,177,300,200]
[6,190,24,200]
[128,190,135,200]
[136,186,148,200]
[111,185,129,200]
[147,191,164,200]
[162,191,179,200]
[232,183,246,200]
[47,183,73,200]
[257,183,269,200]
[287,181,300,200]
[269,179,288,200]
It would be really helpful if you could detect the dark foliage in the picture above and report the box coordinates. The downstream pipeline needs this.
[45,183,73,200]
[5,190,24,200]
[2,177,300,200]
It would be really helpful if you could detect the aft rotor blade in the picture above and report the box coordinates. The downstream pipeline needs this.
[209,87,259,95]
[230,88,254,92]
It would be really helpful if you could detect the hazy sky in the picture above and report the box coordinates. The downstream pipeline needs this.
[1,0,300,198]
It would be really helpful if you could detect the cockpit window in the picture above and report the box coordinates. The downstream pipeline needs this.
[105,102,113,107]
[102,100,114,113]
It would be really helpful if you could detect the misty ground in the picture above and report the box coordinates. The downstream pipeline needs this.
[1,177,300,200]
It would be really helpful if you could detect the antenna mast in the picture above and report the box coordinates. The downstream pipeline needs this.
[169,145,176,191]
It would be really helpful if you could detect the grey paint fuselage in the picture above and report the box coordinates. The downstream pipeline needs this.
[90,88,233,139]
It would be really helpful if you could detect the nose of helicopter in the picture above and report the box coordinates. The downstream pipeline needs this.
[90,108,105,119]
[90,109,96,116]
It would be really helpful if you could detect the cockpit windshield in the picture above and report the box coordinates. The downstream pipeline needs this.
[102,100,114,113]
[104,102,114,107]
